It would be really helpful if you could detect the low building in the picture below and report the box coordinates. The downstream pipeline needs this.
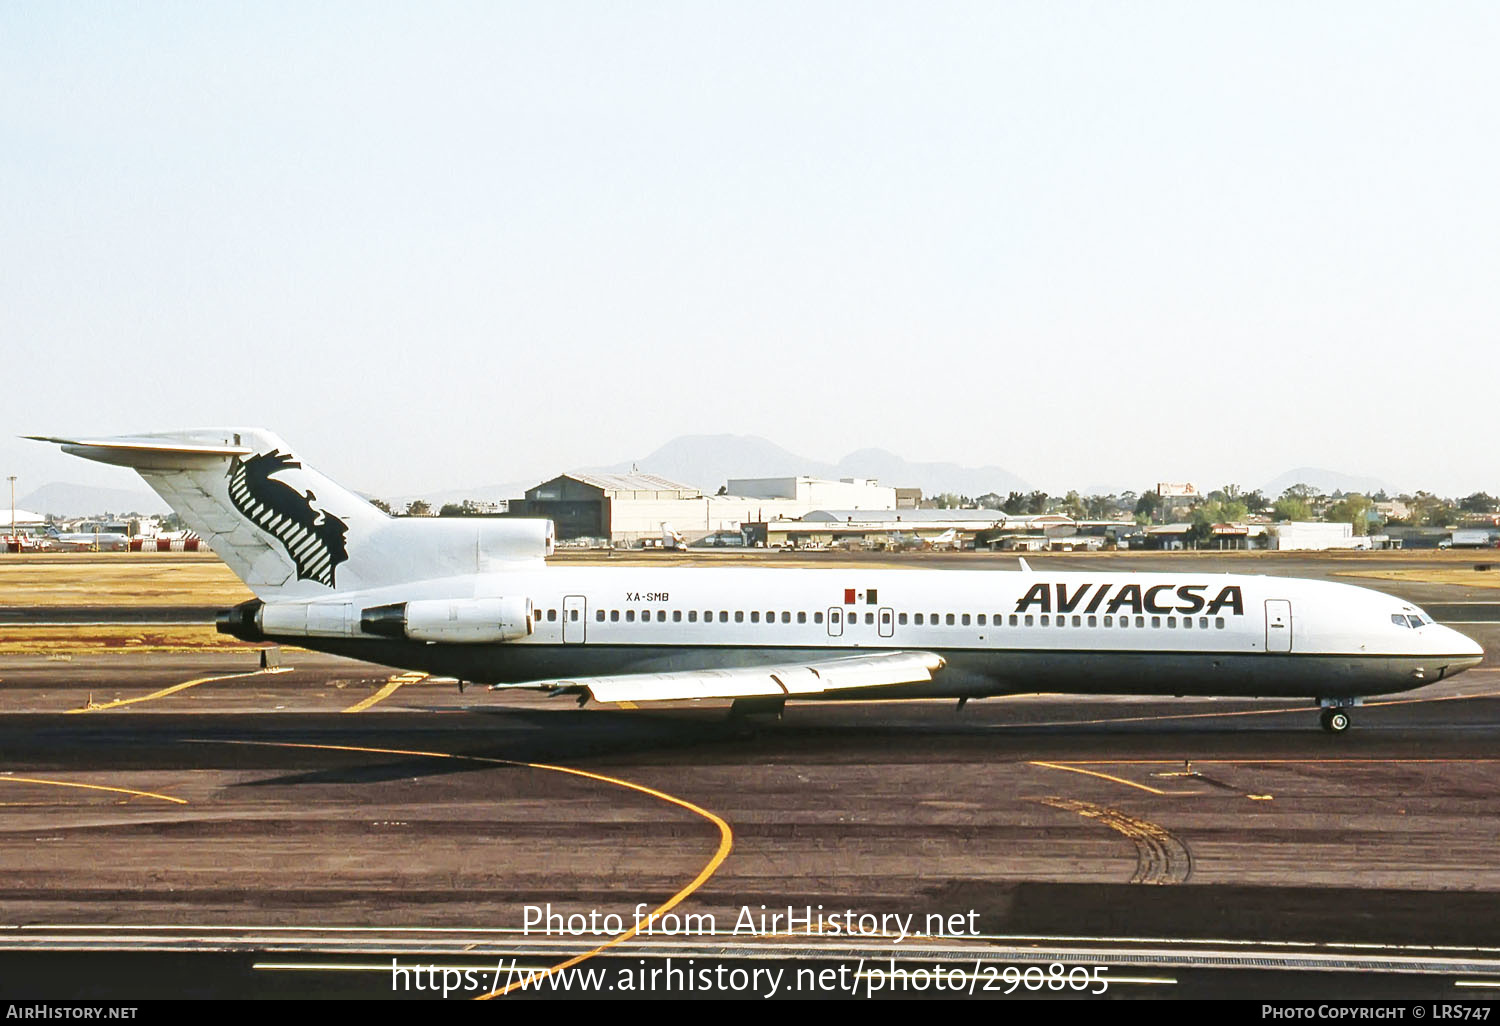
[727,476,897,510]
[1143,523,1194,551]
[747,508,1006,550]
[1269,521,1369,551]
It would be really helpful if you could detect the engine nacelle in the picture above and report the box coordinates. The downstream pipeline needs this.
[360,597,534,644]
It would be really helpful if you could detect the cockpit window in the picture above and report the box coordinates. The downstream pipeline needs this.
[1392,614,1410,628]
[1392,612,1431,628]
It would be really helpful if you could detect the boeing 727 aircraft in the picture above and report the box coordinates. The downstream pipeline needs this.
[31,429,1485,733]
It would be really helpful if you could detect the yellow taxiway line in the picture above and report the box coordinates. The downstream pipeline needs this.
[1029,760,1188,796]
[341,672,429,713]
[67,668,288,713]
[0,775,186,805]
[195,738,733,1000]
[990,687,1500,731]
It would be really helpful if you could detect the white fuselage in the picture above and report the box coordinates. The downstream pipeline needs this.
[249,565,1485,700]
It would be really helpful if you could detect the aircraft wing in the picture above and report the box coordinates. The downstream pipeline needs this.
[506,650,946,704]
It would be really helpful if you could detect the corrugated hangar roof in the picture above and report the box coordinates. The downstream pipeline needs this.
[565,472,700,495]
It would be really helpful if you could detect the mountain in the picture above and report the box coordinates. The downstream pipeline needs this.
[590,434,1030,497]
[1260,468,1389,499]
[590,435,819,487]
[831,448,1030,498]
[18,482,169,517]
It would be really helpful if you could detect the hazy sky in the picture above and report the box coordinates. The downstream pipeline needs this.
[3,2,1496,500]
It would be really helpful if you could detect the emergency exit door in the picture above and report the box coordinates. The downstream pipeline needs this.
[1265,599,1292,653]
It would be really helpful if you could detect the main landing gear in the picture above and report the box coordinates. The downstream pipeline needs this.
[1319,708,1351,734]
[1317,698,1361,734]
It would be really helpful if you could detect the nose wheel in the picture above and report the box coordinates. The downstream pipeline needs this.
[1319,708,1351,733]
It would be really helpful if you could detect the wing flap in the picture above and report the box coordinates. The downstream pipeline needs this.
[518,651,945,704]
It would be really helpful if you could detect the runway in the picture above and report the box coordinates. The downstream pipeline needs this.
[1,623,1498,999]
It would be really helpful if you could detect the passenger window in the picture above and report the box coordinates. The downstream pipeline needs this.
[798,612,807,624]
[1199,617,1208,629]
[1024,615,1034,626]
[962,614,971,626]
[1009,615,1019,626]
[782,612,791,624]
[977,614,986,626]
[814,611,824,624]
[864,612,874,625]
[915,613,924,625]
[1135,616,1145,627]
[596,610,605,622]
[766,611,774,623]
[1151,616,1161,628]
[751,611,760,623]
[1215,617,1225,629]
[672,610,682,622]
[547,609,557,621]
[1166,616,1176,628]
[688,611,698,623]
[898,613,908,625]
[1103,615,1112,627]
[1040,615,1049,626]
[735,611,744,623]
[946,614,955,625]
[1072,615,1081,626]
[610,610,620,622]
[626,610,635,622]
[1087,615,1097,627]
[657,610,666,622]
[570,610,578,621]
[720,611,729,622]
[1183,617,1192,629]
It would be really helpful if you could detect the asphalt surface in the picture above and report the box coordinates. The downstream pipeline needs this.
[2,552,1499,1000]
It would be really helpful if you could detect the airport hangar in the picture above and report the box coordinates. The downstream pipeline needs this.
[503,472,906,545]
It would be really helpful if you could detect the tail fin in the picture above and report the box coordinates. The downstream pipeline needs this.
[29,429,388,599]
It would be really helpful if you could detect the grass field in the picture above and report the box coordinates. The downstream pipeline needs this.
[0,553,251,607]
[1332,567,1500,589]
[0,625,258,655]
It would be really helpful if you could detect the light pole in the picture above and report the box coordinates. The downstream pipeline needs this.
[7,475,15,550]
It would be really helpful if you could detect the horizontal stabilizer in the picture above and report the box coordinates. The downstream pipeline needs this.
[512,650,945,704]
[25,433,253,468]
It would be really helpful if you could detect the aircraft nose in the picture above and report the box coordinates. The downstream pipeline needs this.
[1443,624,1485,660]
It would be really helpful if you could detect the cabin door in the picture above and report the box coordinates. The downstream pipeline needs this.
[827,607,844,638]
[1265,599,1292,653]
